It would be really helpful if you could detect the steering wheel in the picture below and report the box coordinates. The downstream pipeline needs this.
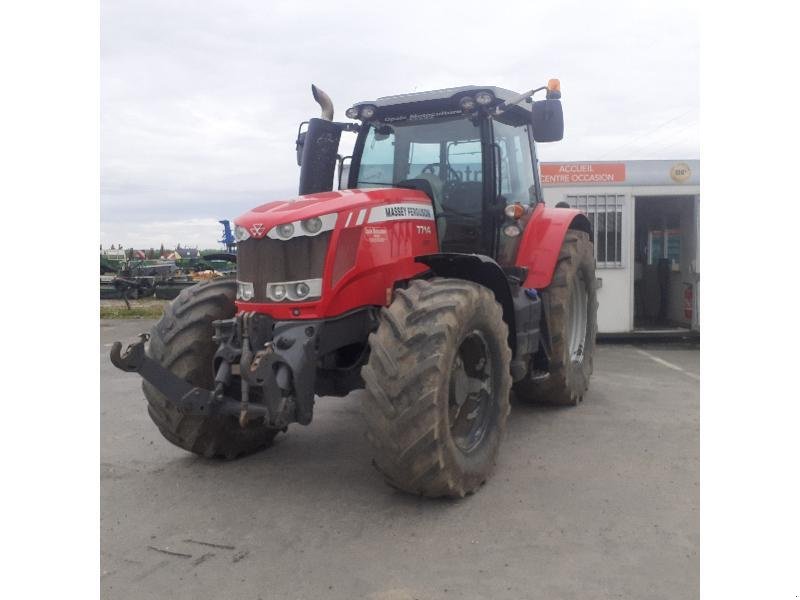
[421,162,462,182]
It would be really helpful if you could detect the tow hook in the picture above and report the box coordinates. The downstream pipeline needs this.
[109,333,149,372]
[109,332,269,421]
[243,342,288,427]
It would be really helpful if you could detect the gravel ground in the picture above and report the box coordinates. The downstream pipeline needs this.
[101,319,699,600]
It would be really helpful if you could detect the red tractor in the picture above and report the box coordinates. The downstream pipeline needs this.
[111,80,598,498]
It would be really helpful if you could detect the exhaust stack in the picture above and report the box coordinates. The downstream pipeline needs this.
[298,84,341,195]
[311,84,334,121]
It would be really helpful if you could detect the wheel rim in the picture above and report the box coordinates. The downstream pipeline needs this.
[448,330,495,454]
[568,274,588,364]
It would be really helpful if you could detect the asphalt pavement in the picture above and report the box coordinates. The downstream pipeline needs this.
[101,319,699,600]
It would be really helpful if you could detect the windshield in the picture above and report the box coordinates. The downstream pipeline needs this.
[355,117,483,188]
[355,117,486,253]
[352,114,537,258]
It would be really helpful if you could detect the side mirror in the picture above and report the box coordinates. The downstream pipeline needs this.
[337,155,352,190]
[531,99,564,142]
[295,121,309,166]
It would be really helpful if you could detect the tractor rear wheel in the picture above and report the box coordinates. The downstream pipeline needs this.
[514,229,598,405]
[143,278,279,459]
[361,278,512,498]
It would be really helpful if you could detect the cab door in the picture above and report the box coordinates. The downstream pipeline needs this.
[437,137,488,254]
[489,116,538,265]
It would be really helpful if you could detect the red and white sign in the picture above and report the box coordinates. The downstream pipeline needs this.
[541,163,626,185]
[364,225,388,244]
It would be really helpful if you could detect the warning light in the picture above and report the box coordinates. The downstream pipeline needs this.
[546,78,561,99]
[504,203,525,220]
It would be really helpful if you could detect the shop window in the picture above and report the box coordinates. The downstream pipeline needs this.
[566,194,624,268]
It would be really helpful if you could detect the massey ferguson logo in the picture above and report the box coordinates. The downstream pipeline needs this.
[249,223,265,237]
[383,205,432,219]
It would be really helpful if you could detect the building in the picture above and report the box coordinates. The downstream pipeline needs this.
[541,159,699,335]
[175,246,200,259]
[101,247,126,262]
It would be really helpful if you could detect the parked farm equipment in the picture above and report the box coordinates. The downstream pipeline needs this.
[111,80,597,497]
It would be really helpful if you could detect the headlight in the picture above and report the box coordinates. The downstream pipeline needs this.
[237,281,254,301]
[295,281,310,298]
[276,223,295,239]
[502,224,521,238]
[301,217,323,234]
[475,91,494,106]
[234,225,251,242]
[267,213,337,239]
[459,96,476,111]
[266,278,322,302]
[360,105,376,120]
[269,284,287,302]
[345,107,359,119]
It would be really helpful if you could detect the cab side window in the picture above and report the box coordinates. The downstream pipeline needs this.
[492,120,536,205]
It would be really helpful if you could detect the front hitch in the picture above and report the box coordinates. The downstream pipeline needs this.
[109,309,376,429]
[109,332,268,421]
[109,333,149,372]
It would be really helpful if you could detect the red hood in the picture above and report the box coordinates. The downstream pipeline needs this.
[234,188,431,238]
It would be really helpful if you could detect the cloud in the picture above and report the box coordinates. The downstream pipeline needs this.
[101,0,699,248]
[100,217,229,250]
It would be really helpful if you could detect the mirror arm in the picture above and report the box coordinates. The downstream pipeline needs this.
[296,121,358,167]
[337,155,352,190]
[295,121,309,166]
[495,86,547,115]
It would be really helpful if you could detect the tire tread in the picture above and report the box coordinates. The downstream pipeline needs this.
[361,278,512,498]
[143,279,278,459]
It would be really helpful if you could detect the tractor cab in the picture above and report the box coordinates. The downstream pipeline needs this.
[297,83,565,263]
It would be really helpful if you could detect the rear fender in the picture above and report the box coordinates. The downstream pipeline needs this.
[516,204,593,289]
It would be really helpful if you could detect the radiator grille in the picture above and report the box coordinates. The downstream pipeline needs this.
[237,232,331,302]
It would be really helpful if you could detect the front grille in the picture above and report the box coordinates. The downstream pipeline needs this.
[237,232,331,302]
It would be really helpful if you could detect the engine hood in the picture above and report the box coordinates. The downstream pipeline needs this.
[234,187,432,239]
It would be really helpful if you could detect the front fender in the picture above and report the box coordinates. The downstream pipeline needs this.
[516,204,592,289]
[415,253,517,355]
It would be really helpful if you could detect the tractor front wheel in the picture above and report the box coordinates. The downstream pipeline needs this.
[514,229,598,405]
[361,278,512,498]
[143,279,280,459]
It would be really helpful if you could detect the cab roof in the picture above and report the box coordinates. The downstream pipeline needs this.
[353,85,530,112]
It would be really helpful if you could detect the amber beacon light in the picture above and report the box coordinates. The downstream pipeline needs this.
[546,78,561,99]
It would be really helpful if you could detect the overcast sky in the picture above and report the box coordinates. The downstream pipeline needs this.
[100,0,699,250]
